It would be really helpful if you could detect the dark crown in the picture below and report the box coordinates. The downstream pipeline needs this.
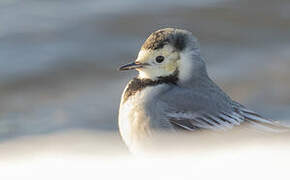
[141,28,188,51]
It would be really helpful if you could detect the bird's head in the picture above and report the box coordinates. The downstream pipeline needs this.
[119,28,207,82]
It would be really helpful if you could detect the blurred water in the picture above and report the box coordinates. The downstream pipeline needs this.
[0,0,290,140]
[0,0,229,81]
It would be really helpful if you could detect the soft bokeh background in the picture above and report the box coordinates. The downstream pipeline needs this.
[1,1,290,175]
[1,0,290,140]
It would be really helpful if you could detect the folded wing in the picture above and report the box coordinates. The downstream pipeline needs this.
[164,101,288,132]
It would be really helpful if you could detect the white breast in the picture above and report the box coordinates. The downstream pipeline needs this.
[118,84,164,153]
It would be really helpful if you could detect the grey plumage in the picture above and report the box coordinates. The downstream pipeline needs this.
[118,28,288,153]
[157,78,283,131]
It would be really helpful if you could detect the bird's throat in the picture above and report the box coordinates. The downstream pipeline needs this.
[122,71,178,103]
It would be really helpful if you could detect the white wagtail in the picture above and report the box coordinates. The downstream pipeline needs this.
[118,28,287,153]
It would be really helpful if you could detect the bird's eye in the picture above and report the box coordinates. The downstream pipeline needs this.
[155,56,164,63]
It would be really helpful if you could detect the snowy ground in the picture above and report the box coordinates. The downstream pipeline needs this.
[1,129,290,180]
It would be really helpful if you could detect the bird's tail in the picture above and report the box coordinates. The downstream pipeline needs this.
[232,102,290,133]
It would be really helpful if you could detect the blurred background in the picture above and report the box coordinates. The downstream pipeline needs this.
[1,0,290,156]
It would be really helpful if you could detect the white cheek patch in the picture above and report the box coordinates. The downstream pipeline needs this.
[136,46,179,80]
[138,68,169,80]
[138,70,152,79]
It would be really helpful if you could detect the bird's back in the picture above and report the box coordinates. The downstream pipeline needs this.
[156,77,288,132]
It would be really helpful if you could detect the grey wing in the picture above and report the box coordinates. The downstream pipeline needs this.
[164,105,246,131]
[158,88,288,132]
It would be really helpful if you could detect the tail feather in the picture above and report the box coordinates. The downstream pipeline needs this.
[232,101,289,132]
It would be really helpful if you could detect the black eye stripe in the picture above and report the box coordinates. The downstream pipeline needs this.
[155,56,164,63]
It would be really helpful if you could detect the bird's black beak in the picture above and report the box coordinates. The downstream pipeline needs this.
[119,62,146,71]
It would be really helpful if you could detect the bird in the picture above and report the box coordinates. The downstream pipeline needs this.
[118,28,287,153]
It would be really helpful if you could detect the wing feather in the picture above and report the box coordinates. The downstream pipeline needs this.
[165,102,288,132]
[158,88,288,132]
[166,111,244,131]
